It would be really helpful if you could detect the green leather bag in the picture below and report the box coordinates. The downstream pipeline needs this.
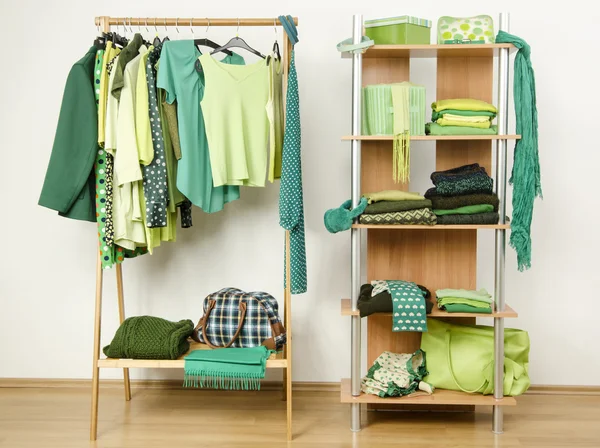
[421,319,530,396]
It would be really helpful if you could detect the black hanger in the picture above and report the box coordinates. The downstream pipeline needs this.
[195,38,233,56]
[272,41,281,61]
[210,36,266,59]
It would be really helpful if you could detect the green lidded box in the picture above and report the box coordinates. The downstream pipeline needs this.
[365,16,432,45]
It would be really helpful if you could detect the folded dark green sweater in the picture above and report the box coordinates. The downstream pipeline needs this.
[357,284,433,317]
[103,316,194,360]
[436,212,500,225]
[428,193,499,212]
[363,199,433,215]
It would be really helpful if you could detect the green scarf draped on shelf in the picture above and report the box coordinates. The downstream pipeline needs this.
[496,31,542,271]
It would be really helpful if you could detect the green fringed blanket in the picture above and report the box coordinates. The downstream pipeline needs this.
[359,208,436,225]
[184,346,274,391]
[363,199,432,215]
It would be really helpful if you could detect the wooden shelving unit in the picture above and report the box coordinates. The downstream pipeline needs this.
[341,14,517,434]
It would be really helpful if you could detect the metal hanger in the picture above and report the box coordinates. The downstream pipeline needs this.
[194,17,233,56]
[162,17,170,43]
[153,18,161,46]
[210,18,266,59]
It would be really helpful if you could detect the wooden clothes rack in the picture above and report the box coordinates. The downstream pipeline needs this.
[90,15,297,442]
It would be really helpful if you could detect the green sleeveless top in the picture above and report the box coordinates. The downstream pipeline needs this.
[199,54,270,187]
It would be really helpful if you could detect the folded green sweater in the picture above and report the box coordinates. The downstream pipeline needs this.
[426,122,498,135]
[363,190,425,204]
[432,98,497,113]
[443,303,492,314]
[359,208,437,225]
[432,109,496,121]
[363,199,432,215]
[436,288,493,303]
[428,193,499,212]
[433,204,494,216]
[438,297,493,309]
[436,212,499,225]
[103,316,194,360]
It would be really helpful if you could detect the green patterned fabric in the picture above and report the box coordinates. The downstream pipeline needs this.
[359,208,436,225]
[361,350,433,398]
[103,316,194,360]
[388,280,428,332]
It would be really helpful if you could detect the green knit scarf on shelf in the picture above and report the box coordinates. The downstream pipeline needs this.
[496,31,542,271]
[391,84,411,184]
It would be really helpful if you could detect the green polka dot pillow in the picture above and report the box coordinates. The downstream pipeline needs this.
[437,15,495,44]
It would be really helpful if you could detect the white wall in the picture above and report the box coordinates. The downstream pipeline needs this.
[1,0,599,386]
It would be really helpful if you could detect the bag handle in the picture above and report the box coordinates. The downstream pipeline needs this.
[445,330,489,394]
[193,299,247,349]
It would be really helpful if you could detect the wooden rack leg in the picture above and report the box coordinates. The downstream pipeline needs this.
[116,264,132,401]
[284,230,293,441]
[90,253,103,441]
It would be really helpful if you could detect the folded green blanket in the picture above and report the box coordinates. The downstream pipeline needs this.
[436,212,499,225]
[363,199,432,215]
[357,283,432,317]
[363,190,425,204]
[432,98,497,113]
[443,303,492,314]
[436,288,493,303]
[438,296,493,309]
[359,208,437,225]
[434,204,494,216]
[436,117,492,129]
[103,316,194,360]
[426,122,498,135]
[428,193,499,212]
[432,109,496,121]
[184,346,273,390]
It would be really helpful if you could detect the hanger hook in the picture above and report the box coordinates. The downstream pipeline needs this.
[175,18,179,34]
[237,18,240,37]
[129,17,134,34]
[137,17,141,33]
[274,18,278,41]
[145,18,149,33]
[206,18,210,35]
[190,18,194,35]
[164,17,167,32]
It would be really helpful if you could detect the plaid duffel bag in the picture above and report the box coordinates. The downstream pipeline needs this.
[192,288,286,350]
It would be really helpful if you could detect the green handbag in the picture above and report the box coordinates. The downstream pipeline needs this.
[421,319,530,396]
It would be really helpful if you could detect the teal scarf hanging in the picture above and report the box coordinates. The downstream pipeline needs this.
[496,31,542,271]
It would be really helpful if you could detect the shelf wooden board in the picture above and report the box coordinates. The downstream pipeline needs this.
[353,224,510,230]
[340,298,517,318]
[98,341,287,369]
[340,379,516,405]
[342,134,520,141]
[341,44,515,59]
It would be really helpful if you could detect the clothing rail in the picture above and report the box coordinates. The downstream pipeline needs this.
[94,16,299,27]
[89,15,296,442]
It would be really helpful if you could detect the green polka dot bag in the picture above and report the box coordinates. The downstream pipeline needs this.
[437,15,495,44]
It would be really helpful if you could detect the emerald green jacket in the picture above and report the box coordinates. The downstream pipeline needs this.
[39,47,98,222]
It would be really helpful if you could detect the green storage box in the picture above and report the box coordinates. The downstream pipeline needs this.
[365,16,432,45]
[362,83,426,136]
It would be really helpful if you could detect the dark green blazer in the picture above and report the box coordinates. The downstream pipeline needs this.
[39,47,98,222]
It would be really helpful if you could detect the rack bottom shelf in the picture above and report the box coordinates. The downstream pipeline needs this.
[97,341,287,369]
[340,379,516,406]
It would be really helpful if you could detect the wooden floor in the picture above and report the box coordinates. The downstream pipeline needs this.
[0,386,599,447]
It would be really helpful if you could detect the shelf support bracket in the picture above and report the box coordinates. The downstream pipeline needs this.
[493,11,510,435]
[350,12,363,433]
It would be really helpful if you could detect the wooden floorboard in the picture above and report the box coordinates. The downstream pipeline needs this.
[0,387,599,447]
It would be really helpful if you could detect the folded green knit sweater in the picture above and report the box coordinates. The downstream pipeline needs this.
[103,316,194,360]
[436,212,500,225]
[433,204,494,216]
[428,193,499,212]
[363,199,432,215]
[359,208,437,225]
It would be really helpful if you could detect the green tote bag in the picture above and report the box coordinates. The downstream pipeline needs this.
[421,319,530,396]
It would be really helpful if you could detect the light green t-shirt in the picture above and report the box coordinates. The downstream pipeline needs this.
[199,54,270,187]
[156,40,244,212]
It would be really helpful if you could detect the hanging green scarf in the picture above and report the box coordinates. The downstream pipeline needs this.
[496,31,542,271]
[391,84,410,183]
[184,346,274,391]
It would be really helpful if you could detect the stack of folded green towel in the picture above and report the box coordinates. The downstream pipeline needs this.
[425,164,500,225]
[436,288,494,314]
[425,98,498,136]
[359,190,437,225]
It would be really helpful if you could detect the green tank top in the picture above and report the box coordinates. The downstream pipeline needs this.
[199,54,270,187]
